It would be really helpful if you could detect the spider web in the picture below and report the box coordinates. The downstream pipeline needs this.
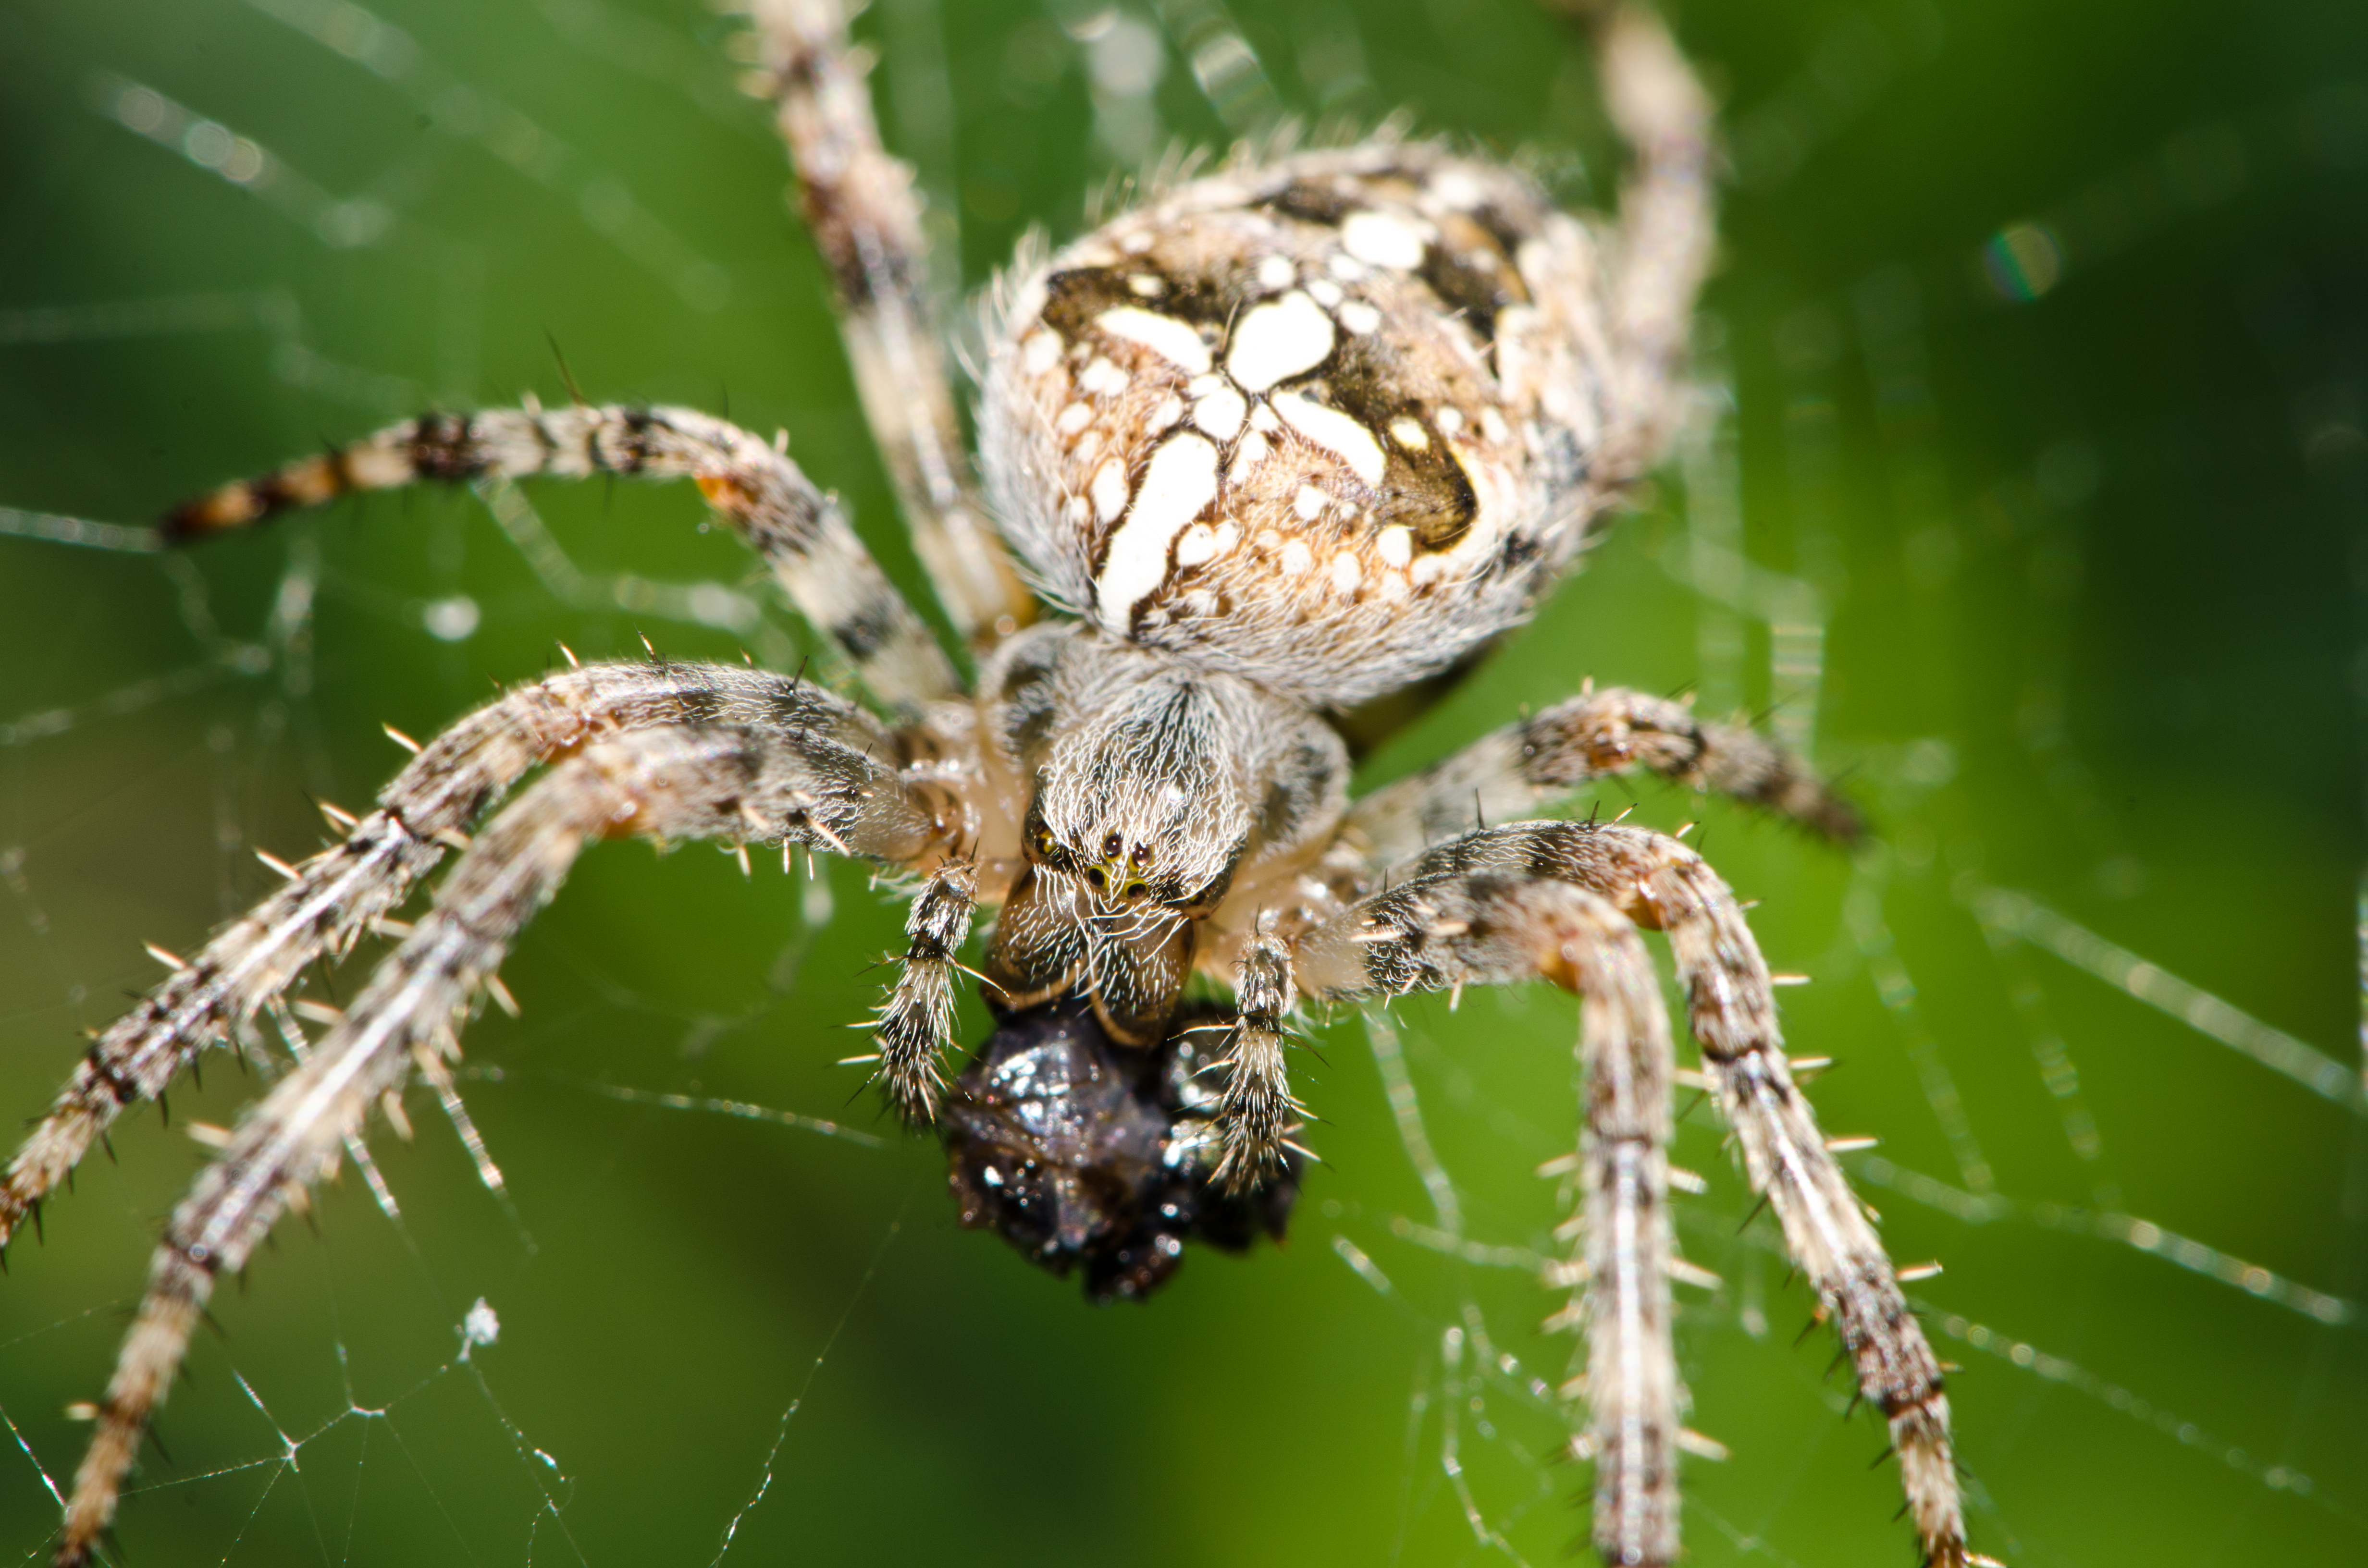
[0,1,2362,1565]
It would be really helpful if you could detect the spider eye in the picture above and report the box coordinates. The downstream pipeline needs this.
[1129,843,1152,868]
[1035,829,1059,859]
[1086,867,1108,890]
[1101,832,1123,859]
[1122,882,1147,901]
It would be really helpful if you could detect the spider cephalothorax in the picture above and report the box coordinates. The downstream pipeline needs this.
[977,623,1345,1046]
[1,5,1991,1567]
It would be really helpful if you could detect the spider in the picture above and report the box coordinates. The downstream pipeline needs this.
[0,3,1995,1565]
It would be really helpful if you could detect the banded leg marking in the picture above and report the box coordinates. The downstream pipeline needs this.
[1306,817,1968,1568]
[872,856,979,1122]
[0,659,897,1250]
[1345,684,1862,867]
[741,0,1033,646]
[1212,923,1305,1194]
[162,403,958,711]
[53,717,938,1564]
[1295,867,1683,1565]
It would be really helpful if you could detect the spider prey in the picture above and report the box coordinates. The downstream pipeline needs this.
[0,2,1991,1565]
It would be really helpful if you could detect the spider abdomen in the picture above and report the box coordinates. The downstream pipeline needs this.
[980,143,1618,709]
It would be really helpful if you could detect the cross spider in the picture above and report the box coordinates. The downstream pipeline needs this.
[1,3,1994,1565]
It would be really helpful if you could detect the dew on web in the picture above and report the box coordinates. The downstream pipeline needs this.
[469,1068,888,1149]
[239,0,735,308]
[1971,886,2363,1111]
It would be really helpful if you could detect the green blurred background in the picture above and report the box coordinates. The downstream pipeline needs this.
[1,0,2362,1563]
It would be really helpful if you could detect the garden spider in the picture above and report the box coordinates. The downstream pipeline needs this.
[0,2,1993,1564]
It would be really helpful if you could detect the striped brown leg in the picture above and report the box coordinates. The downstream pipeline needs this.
[54,715,943,1565]
[163,403,959,711]
[0,659,900,1251]
[1344,684,1863,867]
[1298,818,1973,1568]
[1212,922,1307,1194]
[741,0,1034,647]
[1292,858,1684,1565]
[869,855,978,1121]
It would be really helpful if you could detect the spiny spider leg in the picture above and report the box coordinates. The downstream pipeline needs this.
[1343,684,1865,868]
[54,715,940,1566]
[1294,864,1683,1564]
[0,658,890,1250]
[740,0,1034,647]
[1212,922,1303,1193]
[164,403,958,712]
[871,855,979,1121]
[1559,892,1683,1567]
[1613,830,1969,1568]
[1310,819,1970,1568]
[1565,0,1715,489]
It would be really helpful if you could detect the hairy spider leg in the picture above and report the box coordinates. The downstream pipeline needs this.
[740,0,1036,648]
[53,716,939,1566]
[871,855,981,1121]
[161,403,960,713]
[1299,819,1969,1568]
[1581,0,1716,492]
[0,659,898,1251]
[1295,858,1684,1564]
[10,6,1994,1566]
[1212,921,1306,1193]
[1342,683,1867,866]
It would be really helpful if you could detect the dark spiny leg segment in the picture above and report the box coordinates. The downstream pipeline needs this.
[53,718,938,1565]
[872,857,979,1122]
[1619,833,1971,1568]
[1345,684,1862,870]
[1212,924,1304,1194]
[160,403,957,710]
[1331,819,1971,1568]
[1294,871,1684,1564]
[741,0,1032,646]
[0,659,890,1250]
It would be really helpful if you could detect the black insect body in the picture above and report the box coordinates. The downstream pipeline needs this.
[942,1002,1299,1304]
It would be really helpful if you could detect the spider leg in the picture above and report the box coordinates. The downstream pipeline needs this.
[1212,921,1304,1194]
[52,715,938,1566]
[1291,858,1682,1566]
[1556,2,1715,489]
[163,402,958,711]
[871,855,977,1122]
[1298,819,1971,1568]
[0,659,901,1250]
[739,0,1034,648]
[1344,684,1862,866]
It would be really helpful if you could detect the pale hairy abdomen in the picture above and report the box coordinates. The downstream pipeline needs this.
[979,142,1620,709]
